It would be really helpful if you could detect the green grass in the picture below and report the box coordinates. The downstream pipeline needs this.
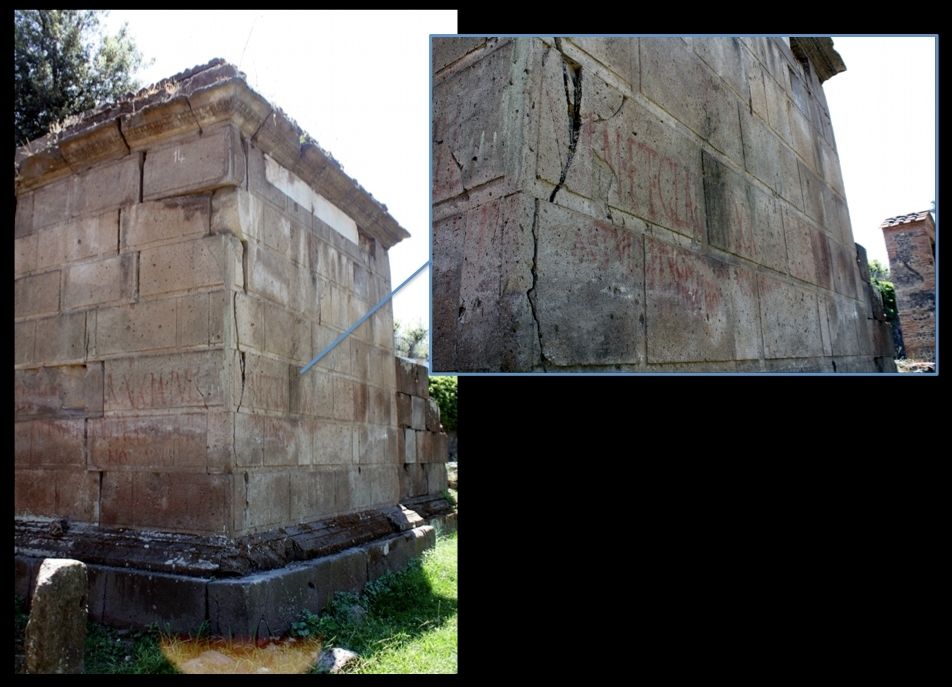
[295,531,458,674]
[83,624,176,674]
[15,532,457,674]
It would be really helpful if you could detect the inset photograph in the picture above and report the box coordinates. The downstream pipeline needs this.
[431,36,935,373]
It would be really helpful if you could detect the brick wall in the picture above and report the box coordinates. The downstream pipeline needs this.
[15,60,411,536]
[431,37,895,373]
[882,212,935,360]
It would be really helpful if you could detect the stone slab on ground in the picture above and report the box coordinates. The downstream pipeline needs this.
[25,558,87,674]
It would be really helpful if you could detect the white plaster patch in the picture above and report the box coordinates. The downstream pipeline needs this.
[264,154,359,245]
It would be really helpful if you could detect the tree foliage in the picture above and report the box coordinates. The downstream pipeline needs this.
[868,259,890,284]
[14,10,148,146]
[393,321,428,361]
[869,259,903,357]
[427,376,457,433]
[868,260,897,322]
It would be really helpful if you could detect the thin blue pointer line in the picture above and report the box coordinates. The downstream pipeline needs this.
[299,261,430,376]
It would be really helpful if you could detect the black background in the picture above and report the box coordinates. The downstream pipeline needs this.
[451,15,944,677]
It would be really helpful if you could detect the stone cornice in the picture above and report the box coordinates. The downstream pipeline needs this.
[15,59,410,249]
[789,38,847,83]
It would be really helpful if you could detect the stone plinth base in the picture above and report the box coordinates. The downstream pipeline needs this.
[16,502,454,637]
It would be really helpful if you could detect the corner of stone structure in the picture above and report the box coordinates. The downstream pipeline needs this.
[15,59,447,639]
[431,37,892,373]
[789,37,847,82]
[15,58,410,250]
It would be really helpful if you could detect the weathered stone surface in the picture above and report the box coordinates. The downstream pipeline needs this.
[16,418,85,467]
[783,207,818,284]
[15,469,100,521]
[89,413,208,469]
[25,559,87,674]
[122,195,210,249]
[534,204,645,367]
[99,565,208,630]
[16,190,35,237]
[101,471,231,533]
[34,312,86,364]
[432,198,533,371]
[15,271,60,319]
[237,470,291,530]
[640,38,743,163]
[424,398,442,432]
[187,77,273,135]
[401,463,427,499]
[104,351,224,411]
[234,413,306,468]
[15,234,37,277]
[572,36,639,90]
[740,108,783,194]
[208,547,368,637]
[692,38,747,98]
[395,357,429,399]
[63,253,136,310]
[433,37,487,73]
[121,95,201,149]
[94,300,177,355]
[143,125,245,200]
[58,119,128,168]
[825,293,863,357]
[702,151,756,262]
[758,276,823,359]
[645,237,732,363]
[32,178,71,229]
[310,421,354,466]
[290,467,348,521]
[395,392,412,428]
[36,212,119,270]
[246,241,292,305]
[593,99,707,241]
[432,39,516,203]
[139,235,228,297]
[411,396,426,431]
[71,154,141,218]
[15,364,103,419]
[425,463,449,494]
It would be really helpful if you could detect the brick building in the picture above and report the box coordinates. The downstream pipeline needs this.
[881,210,936,360]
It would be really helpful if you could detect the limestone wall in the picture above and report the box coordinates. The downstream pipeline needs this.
[394,358,449,501]
[15,60,410,537]
[431,37,895,373]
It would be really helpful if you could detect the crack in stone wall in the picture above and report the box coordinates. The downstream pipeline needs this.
[549,38,583,203]
[525,199,546,370]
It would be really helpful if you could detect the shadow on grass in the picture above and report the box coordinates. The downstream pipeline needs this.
[295,541,458,672]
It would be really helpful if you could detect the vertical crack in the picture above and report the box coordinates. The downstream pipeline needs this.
[526,199,547,371]
[234,293,246,411]
[138,151,145,203]
[97,469,103,526]
[549,39,583,204]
